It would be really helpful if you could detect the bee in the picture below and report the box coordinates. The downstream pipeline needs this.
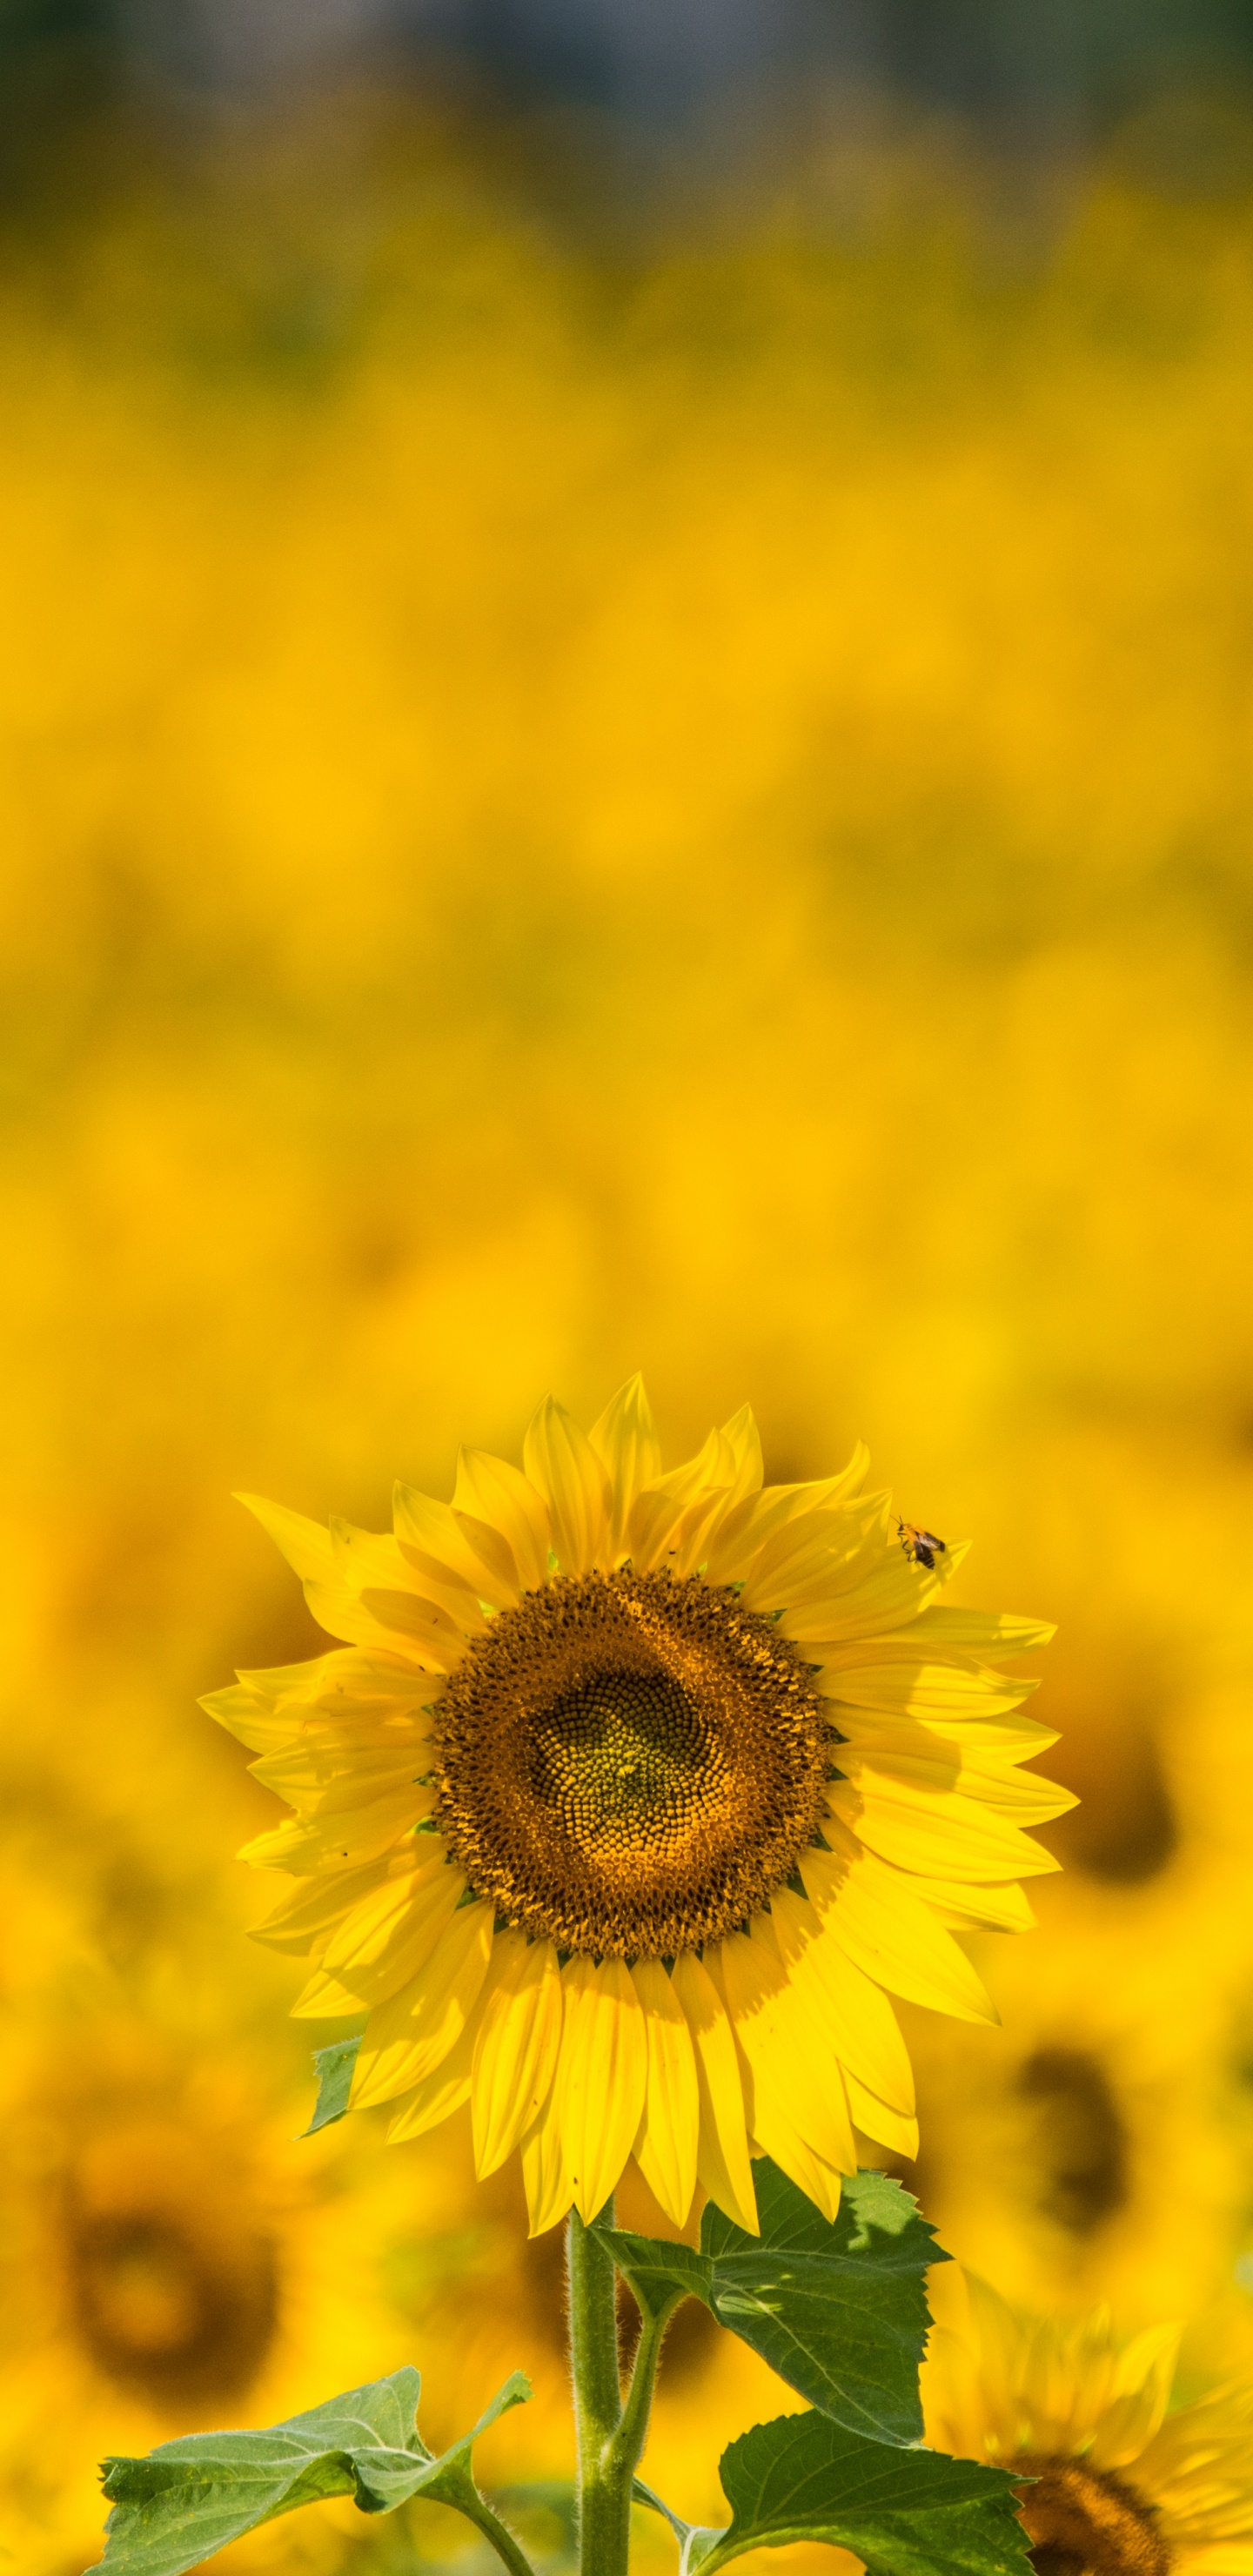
[897,1517,946,1571]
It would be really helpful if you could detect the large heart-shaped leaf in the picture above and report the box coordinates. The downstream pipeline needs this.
[636,2409,1031,2576]
[600,2159,941,2441]
[90,2366,530,2575]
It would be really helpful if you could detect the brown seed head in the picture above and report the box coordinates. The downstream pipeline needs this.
[432,1567,832,1956]
[1015,2458,1171,2576]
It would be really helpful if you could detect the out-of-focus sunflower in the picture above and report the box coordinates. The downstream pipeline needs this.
[0,2019,499,2576]
[903,1880,1243,2331]
[205,1378,1065,2235]
[923,2268,1253,2576]
[0,2029,286,2573]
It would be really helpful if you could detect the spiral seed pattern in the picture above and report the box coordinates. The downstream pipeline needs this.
[432,1566,832,1956]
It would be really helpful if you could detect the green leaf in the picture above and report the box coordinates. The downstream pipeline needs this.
[299,2034,361,2137]
[636,2412,1031,2576]
[600,2160,941,2442]
[90,2366,531,2575]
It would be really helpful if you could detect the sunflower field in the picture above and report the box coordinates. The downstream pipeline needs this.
[3,61,1253,2576]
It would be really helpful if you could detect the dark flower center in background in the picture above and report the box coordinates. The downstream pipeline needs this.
[65,2123,278,2406]
[1017,2458,1171,2576]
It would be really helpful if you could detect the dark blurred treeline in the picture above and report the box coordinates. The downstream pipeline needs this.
[4,0,1253,231]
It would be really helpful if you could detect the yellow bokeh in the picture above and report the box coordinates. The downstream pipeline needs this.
[3,97,1253,2570]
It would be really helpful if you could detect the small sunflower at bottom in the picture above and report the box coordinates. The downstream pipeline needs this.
[922,2268,1253,2576]
[204,1379,1068,2236]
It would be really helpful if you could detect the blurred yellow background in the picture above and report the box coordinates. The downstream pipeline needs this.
[3,37,1253,2572]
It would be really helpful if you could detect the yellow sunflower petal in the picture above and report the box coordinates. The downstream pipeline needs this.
[471,1931,564,2178]
[589,1375,663,1560]
[640,1426,727,1511]
[523,1398,613,1577]
[908,1604,1057,1655]
[737,1499,891,1613]
[241,1667,434,1733]
[290,1967,384,2017]
[555,1955,647,2223]
[672,1948,757,2235]
[284,1574,438,1658]
[224,1654,340,1708]
[453,1446,551,1590]
[235,1493,335,1582]
[747,2098,846,2223]
[392,1481,521,1606]
[906,1714,1060,1757]
[837,1741,1074,1828]
[830,1770,1062,1883]
[332,1519,491,1634]
[630,1956,700,2229]
[249,1855,397,1956]
[624,1482,729,1576]
[385,1991,488,2144]
[843,2075,920,2159]
[238,1787,431,1875]
[770,1553,927,1640]
[238,1645,434,1706]
[239,1708,432,1764]
[1087,2325,1181,2468]
[207,1648,434,1752]
[519,2075,575,2237]
[832,1717,1062,1790]
[914,1876,1037,1934]
[715,1924,857,2177]
[247,1747,434,1814]
[802,1835,1000,2022]
[201,1681,293,1754]
[782,1539,969,1632]
[350,1900,494,2109]
[717,1404,765,1502]
[294,1858,463,2014]
[815,1651,1037,1720]
[922,2277,1206,2503]
[288,1576,439,1660]
[770,1888,915,2114]
[702,1459,871,1586]
[823,1440,872,1503]
[355,1588,473,1667]
[328,1521,419,1590]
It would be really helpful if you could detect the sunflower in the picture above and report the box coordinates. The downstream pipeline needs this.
[0,2025,283,2576]
[205,1380,1067,2237]
[902,1878,1243,2331]
[0,2008,551,2575]
[923,2268,1253,2576]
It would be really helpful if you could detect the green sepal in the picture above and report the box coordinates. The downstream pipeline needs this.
[299,2034,361,2137]
[599,2160,941,2443]
[90,2365,531,2575]
[634,2412,1032,2576]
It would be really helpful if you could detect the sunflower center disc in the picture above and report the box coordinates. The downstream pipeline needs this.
[531,1667,720,1849]
[432,1567,831,1957]
[1016,2459,1172,2576]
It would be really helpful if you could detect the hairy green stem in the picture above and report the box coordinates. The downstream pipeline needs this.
[608,2294,676,2497]
[567,2200,632,2576]
[452,2489,540,2576]
[567,2202,684,2574]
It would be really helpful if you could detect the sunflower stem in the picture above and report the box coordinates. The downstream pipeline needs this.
[567,2198,633,2576]
[608,2292,676,2486]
